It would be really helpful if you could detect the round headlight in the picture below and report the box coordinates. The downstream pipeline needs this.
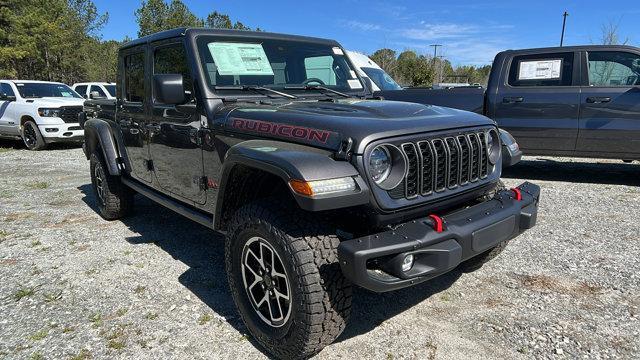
[486,129,501,165]
[369,146,392,183]
[368,144,407,190]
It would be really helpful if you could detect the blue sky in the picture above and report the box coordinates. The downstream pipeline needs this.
[93,0,638,66]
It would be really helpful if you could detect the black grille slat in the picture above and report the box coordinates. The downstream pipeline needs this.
[385,129,493,200]
[445,137,459,189]
[417,141,434,195]
[59,106,83,123]
[402,143,419,198]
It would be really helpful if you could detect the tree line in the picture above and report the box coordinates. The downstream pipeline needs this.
[0,0,258,85]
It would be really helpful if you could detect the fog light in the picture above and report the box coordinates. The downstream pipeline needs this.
[402,254,414,272]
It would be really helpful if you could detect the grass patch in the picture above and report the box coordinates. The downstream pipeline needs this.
[43,290,62,303]
[29,329,48,341]
[116,308,128,317]
[30,240,42,247]
[0,230,9,239]
[25,182,49,190]
[0,147,13,153]
[14,287,35,301]
[198,313,212,325]
[62,326,75,333]
[133,285,146,294]
[89,312,102,328]
[145,312,158,320]
[70,349,91,360]
[4,212,34,222]
[107,340,126,350]
[29,352,44,360]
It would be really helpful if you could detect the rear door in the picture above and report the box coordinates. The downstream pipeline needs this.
[148,40,205,204]
[493,51,580,154]
[118,46,153,183]
[577,50,640,157]
[0,82,19,136]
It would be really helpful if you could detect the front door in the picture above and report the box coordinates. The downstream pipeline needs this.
[577,50,640,157]
[118,47,153,183]
[0,82,19,136]
[148,41,205,204]
[493,51,580,154]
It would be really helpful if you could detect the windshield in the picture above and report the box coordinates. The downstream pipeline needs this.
[361,67,402,90]
[197,36,364,95]
[104,85,116,97]
[15,83,81,99]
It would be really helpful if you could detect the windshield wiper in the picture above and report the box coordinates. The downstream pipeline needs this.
[284,85,351,98]
[213,85,297,99]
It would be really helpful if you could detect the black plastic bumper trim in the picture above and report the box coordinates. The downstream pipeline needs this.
[338,181,540,292]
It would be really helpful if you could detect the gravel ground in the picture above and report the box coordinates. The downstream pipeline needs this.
[0,140,639,360]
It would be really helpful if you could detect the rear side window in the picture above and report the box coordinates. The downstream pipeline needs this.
[75,85,87,97]
[1,83,15,97]
[508,52,574,87]
[153,43,192,100]
[124,52,145,102]
[587,51,640,86]
[89,85,107,97]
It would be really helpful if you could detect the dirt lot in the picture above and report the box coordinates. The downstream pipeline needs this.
[1,141,639,359]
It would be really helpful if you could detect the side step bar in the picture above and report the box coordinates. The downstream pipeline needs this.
[121,178,214,230]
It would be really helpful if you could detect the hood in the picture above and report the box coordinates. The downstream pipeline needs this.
[218,99,494,154]
[24,97,85,107]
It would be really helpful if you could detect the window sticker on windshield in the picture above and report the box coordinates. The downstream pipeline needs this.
[332,47,344,55]
[208,42,274,76]
[347,79,363,89]
[60,92,73,97]
[518,59,562,80]
[349,70,357,79]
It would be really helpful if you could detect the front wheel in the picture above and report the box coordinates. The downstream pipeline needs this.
[225,201,352,359]
[21,120,46,150]
[89,150,133,220]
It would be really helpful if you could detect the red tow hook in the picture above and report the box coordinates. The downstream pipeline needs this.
[511,187,522,201]
[428,214,445,233]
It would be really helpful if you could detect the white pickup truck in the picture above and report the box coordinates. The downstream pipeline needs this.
[0,80,85,150]
[71,82,116,100]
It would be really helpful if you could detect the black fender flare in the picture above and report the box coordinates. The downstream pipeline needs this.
[83,118,121,176]
[214,139,370,227]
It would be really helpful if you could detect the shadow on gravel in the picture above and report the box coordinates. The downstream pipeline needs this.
[79,183,465,349]
[78,184,268,352]
[336,270,462,342]
[503,158,639,186]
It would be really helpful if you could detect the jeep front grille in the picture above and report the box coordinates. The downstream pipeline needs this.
[59,106,83,123]
[390,130,491,200]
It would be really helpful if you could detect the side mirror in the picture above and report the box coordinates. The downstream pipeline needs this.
[0,93,16,102]
[89,91,104,99]
[154,74,185,105]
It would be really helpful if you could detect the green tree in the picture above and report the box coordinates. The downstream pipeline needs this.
[369,48,397,78]
[134,0,168,37]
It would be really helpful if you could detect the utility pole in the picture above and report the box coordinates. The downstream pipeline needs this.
[560,11,569,47]
[430,44,442,85]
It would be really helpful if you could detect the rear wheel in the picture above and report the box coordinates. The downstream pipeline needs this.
[21,120,46,150]
[90,149,133,220]
[225,200,352,359]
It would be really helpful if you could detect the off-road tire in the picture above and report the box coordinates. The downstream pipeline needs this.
[21,120,46,150]
[225,200,352,359]
[89,149,133,220]
[460,180,508,272]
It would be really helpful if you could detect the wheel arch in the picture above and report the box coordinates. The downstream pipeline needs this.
[83,118,122,176]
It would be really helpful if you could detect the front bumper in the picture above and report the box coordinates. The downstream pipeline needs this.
[338,182,540,292]
[38,123,84,142]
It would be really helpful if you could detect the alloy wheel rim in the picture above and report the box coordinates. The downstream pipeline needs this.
[241,236,292,328]
[23,124,36,148]
[94,165,105,206]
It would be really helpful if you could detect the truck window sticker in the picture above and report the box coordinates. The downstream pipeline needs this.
[207,42,274,76]
[518,59,562,80]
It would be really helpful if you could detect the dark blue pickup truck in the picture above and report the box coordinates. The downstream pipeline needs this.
[377,45,640,161]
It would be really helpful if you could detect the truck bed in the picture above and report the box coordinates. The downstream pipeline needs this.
[374,87,485,114]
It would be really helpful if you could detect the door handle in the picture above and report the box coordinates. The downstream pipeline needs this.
[503,96,524,104]
[586,96,611,104]
[129,128,140,135]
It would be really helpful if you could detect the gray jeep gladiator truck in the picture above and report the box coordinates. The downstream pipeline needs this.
[79,28,540,358]
[377,45,640,162]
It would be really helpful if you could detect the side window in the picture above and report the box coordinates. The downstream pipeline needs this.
[153,43,192,101]
[89,85,106,97]
[587,51,640,86]
[75,85,87,97]
[508,52,574,87]
[124,52,145,103]
[1,83,15,97]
